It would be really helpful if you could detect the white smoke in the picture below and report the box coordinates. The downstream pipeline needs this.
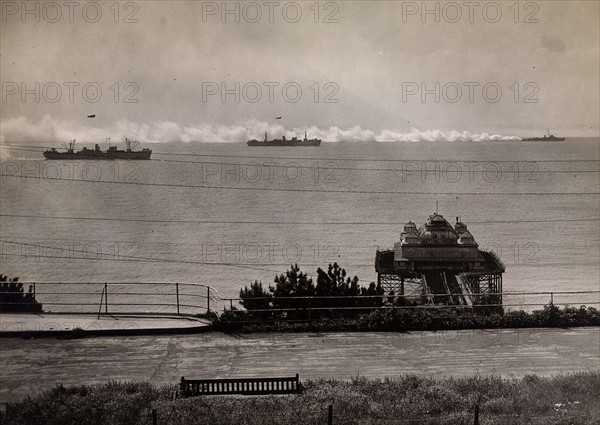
[376,129,521,142]
[0,115,521,145]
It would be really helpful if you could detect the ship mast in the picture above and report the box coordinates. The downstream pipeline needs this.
[62,140,76,153]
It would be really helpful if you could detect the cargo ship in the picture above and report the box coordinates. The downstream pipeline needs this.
[521,129,565,142]
[43,139,152,160]
[247,131,321,146]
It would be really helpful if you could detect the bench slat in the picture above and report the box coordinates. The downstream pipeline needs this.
[180,374,300,397]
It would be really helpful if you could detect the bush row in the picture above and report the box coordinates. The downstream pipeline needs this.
[213,304,600,333]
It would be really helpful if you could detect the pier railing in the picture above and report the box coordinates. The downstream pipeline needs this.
[0,282,219,317]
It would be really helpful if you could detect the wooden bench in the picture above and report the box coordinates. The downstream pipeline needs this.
[180,374,301,397]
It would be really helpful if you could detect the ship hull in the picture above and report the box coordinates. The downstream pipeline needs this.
[247,140,321,146]
[521,137,565,142]
[43,150,152,160]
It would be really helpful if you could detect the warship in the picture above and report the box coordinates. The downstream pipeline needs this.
[521,129,565,141]
[43,139,152,160]
[247,130,321,146]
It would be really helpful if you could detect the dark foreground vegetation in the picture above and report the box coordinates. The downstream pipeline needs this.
[213,303,600,333]
[236,263,387,320]
[212,264,600,333]
[0,274,42,313]
[2,373,598,424]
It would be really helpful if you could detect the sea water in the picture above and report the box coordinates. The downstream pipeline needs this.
[1,139,598,301]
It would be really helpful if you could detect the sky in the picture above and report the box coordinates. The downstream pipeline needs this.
[1,0,599,143]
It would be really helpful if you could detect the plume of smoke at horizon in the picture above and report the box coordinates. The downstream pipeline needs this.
[0,115,521,147]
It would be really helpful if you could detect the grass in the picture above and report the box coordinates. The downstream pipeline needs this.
[2,373,599,424]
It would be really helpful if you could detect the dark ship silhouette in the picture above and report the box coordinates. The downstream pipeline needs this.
[43,139,152,160]
[247,130,321,146]
[522,129,565,141]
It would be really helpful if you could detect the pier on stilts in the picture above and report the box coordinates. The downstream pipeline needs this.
[374,212,505,309]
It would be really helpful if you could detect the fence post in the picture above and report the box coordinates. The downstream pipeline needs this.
[180,376,186,396]
[550,292,554,305]
[473,396,480,425]
[152,408,157,425]
[207,286,210,313]
[176,283,180,315]
[308,298,312,321]
[104,283,108,314]
[33,282,36,302]
[328,404,333,425]
[97,285,105,319]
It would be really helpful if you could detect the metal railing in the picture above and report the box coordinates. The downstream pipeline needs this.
[1,283,598,320]
[0,282,220,317]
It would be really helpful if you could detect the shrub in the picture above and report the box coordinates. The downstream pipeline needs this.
[239,281,272,320]
[0,274,42,313]
[220,303,600,334]
[503,310,532,328]
[235,264,384,322]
